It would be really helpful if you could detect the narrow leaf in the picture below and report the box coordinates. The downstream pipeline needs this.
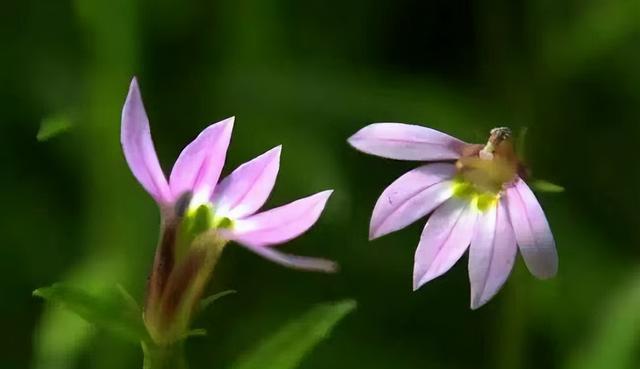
[33,283,148,343]
[37,114,73,141]
[230,299,356,369]
[199,290,237,311]
[531,179,565,193]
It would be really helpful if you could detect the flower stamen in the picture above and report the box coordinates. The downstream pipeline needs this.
[455,127,519,197]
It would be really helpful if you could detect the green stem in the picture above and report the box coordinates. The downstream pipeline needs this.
[142,341,188,369]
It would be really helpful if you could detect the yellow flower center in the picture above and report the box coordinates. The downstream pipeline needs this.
[451,176,500,212]
[452,127,520,212]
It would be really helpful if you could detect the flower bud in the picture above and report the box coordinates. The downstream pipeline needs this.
[144,202,226,345]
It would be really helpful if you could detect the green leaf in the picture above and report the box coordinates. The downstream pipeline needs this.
[566,271,640,369]
[530,179,565,193]
[199,290,237,311]
[33,283,148,343]
[230,299,356,369]
[37,114,73,141]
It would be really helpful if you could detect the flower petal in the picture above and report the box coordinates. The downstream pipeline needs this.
[169,117,234,202]
[121,78,172,204]
[505,178,558,279]
[369,163,456,240]
[237,243,337,272]
[348,123,466,161]
[468,201,517,309]
[413,198,477,290]
[228,190,332,247]
[211,146,281,219]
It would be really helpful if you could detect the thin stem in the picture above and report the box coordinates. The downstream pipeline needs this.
[142,340,188,369]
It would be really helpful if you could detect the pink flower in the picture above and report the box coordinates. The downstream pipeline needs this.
[349,123,557,309]
[121,77,335,273]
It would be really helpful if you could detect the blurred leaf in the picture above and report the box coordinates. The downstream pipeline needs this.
[199,290,237,311]
[566,271,640,369]
[36,114,73,141]
[33,283,148,343]
[543,0,640,74]
[230,299,357,369]
[531,179,565,193]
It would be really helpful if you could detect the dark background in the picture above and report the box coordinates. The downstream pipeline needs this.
[2,0,640,368]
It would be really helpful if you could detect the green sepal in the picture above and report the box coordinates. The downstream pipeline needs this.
[37,113,73,141]
[199,289,237,312]
[116,283,141,312]
[33,283,149,344]
[230,299,357,369]
[530,179,565,193]
[178,328,207,341]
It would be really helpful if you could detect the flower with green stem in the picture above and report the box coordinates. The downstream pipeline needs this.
[121,78,336,365]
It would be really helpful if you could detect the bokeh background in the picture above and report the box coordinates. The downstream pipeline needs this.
[2,0,640,368]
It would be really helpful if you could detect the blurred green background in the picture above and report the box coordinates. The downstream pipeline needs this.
[2,0,640,368]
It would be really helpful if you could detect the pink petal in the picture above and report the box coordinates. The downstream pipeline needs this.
[120,78,172,204]
[169,117,234,202]
[505,178,558,279]
[369,163,456,240]
[211,146,281,219]
[413,198,477,290]
[237,243,337,273]
[228,190,333,247]
[348,123,466,161]
[468,201,517,309]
